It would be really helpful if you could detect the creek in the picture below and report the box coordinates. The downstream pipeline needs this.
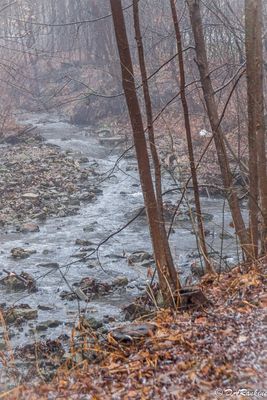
[0,112,246,356]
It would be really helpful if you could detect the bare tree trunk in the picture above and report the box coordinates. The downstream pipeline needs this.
[245,0,259,257]
[170,0,214,274]
[245,0,267,255]
[132,0,175,278]
[110,0,181,306]
[187,0,250,259]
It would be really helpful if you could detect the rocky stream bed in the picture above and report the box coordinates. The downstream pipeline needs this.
[0,112,248,390]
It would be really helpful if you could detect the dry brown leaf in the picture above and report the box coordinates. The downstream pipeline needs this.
[146,266,154,278]
[259,294,267,308]
[194,316,208,325]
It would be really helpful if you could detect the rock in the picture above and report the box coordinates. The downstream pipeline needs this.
[70,252,87,259]
[123,303,150,321]
[233,172,248,187]
[81,316,103,330]
[5,305,38,324]
[80,171,89,181]
[75,239,94,246]
[38,304,54,311]
[35,320,62,332]
[110,323,157,343]
[80,247,95,252]
[171,208,214,224]
[58,210,67,218]
[0,327,6,350]
[83,225,96,232]
[104,253,125,260]
[219,231,233,240]
[35,212,47,221]
[180,287,211,309]
[79,156,89,163]
[21,193,39,201]
[126,166,137,172]
[125,207,146,220]
[67,205,79,214]
[79,192,95,201]
[37,262,59,269]
[2,134,21,145]
[87,263,97,269]
[186,210,213,222]
[60,277,111,301]
[128,251,153,265]
[190,261,205,277]
[176,212,190,222]
[99,137,125,146]
[0,271,37,292]
[0,326,5,339]
[91,188,103,195]
[103,315,116,323]
[42,249,53,255]
[0,214,7,226]
[141,260,154,267]
[191,228,211,236]
[112,276,129,287]
[19,223,40,233]
[201,212,214,222]
[97,128,112,137]
[15,339,64,366]
[11,247,36,259]
[68,198,80,206]
[72,287,88,301]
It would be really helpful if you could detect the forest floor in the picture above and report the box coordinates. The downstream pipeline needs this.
[2,263,266,400]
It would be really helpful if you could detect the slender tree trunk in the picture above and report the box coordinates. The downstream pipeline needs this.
[245,0,259,257]
[187,0,250,259]
[245,0,267,255]
[110,0,181,306]
[170,0,214,274]
[132,0,175,277]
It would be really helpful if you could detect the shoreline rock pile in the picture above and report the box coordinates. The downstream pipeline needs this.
[0,132,98,227]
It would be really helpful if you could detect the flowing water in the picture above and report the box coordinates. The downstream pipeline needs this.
[0,112,247,353]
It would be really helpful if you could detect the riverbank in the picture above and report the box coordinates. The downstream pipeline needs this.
[0,123,99,228]
[3,263,266,400]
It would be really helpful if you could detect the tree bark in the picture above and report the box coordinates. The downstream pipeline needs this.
[245,0,259,257]
[132,0,176,280]
[245,0,267,255]
[110,0,181,306]
[170,0,214,274]
[187,0,250,259]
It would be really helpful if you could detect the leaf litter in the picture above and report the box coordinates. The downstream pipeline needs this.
[2,262,266,399]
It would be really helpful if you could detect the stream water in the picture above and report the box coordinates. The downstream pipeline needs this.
[0,112,247,354]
